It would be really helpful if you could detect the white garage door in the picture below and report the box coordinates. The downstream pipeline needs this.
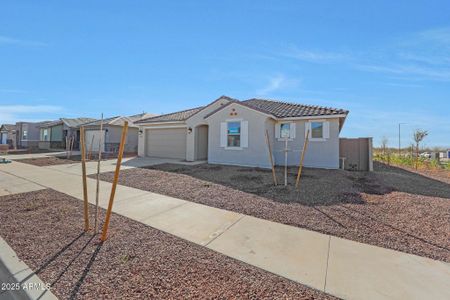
[146,128,186,159]
[85,130,105,153]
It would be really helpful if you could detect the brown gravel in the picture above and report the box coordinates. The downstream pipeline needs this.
[95,162,450,262]
[18,153,137,167]
[0,189,333,300]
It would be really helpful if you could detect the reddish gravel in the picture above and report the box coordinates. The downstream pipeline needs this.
[95,162,450,262]
[0,189,333,300]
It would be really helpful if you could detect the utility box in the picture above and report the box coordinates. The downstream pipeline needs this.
[339,137,373,171]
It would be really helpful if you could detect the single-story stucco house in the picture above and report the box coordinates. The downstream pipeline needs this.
[15,121,51,149]
[39,118,96,150]
[135,96,349,169]
[79,113,156,154]
[0,124,17,149]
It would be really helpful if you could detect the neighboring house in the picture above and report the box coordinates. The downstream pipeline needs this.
[16,121,51,149]
[135,96,349,169]
[79,113,155,154]
[39,118,96,150]
[0,124,17,149]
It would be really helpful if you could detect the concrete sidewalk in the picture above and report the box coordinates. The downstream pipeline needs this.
[1,161,449,300]
[0,237,57,300]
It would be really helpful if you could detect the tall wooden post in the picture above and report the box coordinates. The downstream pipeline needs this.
[295,129,310,189]
[101,121,128,241]
[284,138,288,186]
[265,130,277,185]
[94,114,104,234]
[88,135,94,160]
[80,127,90,231]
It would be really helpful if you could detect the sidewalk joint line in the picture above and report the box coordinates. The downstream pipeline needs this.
[204,214,246,247]
[323,236,331,292]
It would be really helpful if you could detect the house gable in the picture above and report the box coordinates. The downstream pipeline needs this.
[206,102,273,168]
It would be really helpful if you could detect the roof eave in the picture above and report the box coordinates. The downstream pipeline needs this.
[137,120,186,126]
[278,113,348,121]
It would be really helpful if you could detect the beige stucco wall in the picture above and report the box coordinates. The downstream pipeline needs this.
[273,118,341,169]
[185,97,231,161]
[207,105,341,169]
[206,103,274,168]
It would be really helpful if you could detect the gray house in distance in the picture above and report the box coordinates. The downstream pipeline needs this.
[16,121,51,149]
[39,118,96,150]
[0,124,17,149]
[135,96,348,169]
[79,113,155,154]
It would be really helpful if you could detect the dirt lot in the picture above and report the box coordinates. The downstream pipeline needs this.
[0,189,332,299]
[18,153,137,167]
[96,162,450,262]
[3,149,61,155]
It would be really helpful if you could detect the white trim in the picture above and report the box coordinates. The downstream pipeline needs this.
[204,102,275,120]
[281,114,347,121]
[277,121,295,141]
[225,120,242,148]
[138,121,186,126]
[144,125,187,130]
[224,146,243,150]
[185,96,233,122]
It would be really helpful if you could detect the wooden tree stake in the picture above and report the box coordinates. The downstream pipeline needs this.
[265,130,277,185]
[80,127,90,231]
[295,129,310,189]
[88,135,94,160]
[101,121,128,241]
[94,114,104,234]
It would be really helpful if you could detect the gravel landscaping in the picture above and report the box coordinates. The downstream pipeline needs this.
[96,162,450,262]
[18,153,137,167]
[0,189,333,299]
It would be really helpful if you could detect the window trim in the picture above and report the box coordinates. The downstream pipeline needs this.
[277,121,294,141]
[308,120,327,142]
[224,119,244,150]
[226,120,242,149]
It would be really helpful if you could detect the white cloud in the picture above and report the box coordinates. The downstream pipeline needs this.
[256,74,300,96]
[356,64,450,82]
[282,47,348,63]
[0,105,63,123]
[0,35,47,47]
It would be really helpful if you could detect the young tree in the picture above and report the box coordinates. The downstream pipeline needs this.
[413,129,429,169]
[381,136,388,155]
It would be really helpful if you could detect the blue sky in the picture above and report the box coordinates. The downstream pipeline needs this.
[1,1,449,147]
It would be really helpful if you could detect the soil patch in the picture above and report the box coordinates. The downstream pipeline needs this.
[0,189,333,299]
[18,153,137,166]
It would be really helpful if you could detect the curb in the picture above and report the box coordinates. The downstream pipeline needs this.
[0,237,58,300]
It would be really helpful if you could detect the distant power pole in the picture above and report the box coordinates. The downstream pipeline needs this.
[398,123,406,155]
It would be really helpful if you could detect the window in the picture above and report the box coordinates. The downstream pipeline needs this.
[280,123,290,138]
[41,129,48,141]
[311,122,324,138]
[22,130,28,140]
[227,121,241,147]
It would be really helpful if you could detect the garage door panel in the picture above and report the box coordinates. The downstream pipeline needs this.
[146,128,186,159]
[85,130,105,153]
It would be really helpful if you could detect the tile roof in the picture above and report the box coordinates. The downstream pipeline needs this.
[0,124,16,131]
[136,96,348,123]
[135,106,204,124]
[242,98,348,118]
[41,118,97,128]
